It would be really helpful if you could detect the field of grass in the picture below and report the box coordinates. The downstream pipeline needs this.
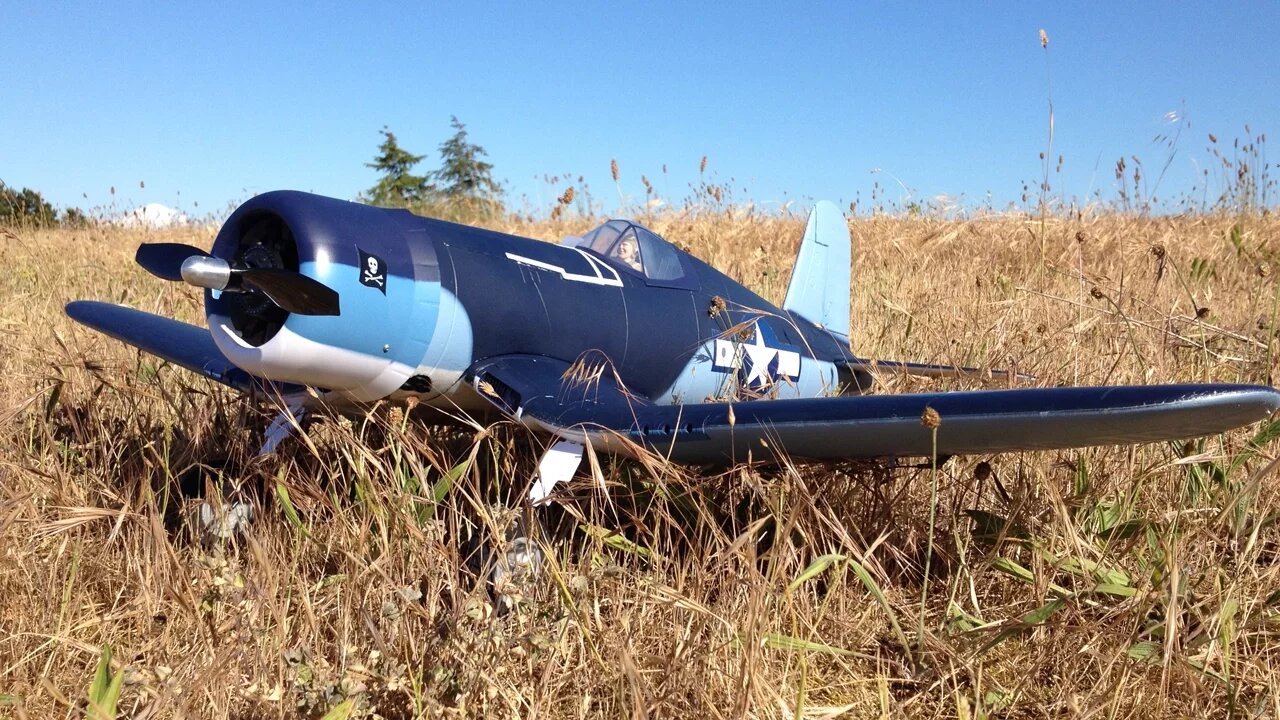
[3,205,1280,718]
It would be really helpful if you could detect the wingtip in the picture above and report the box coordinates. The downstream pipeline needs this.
[1247,385,1280,413]
[1182,384,1280,429]
[65,299,98,322]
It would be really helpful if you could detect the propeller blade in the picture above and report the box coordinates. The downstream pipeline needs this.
[238,269,341,316]
[136,242,211,281]
[137,242,340,316]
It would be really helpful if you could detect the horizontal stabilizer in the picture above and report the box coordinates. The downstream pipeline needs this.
[849,358,1034,381]
[465,353,1280,464]
[64,301,293,394]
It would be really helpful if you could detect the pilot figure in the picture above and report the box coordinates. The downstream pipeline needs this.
[614,237,643,272]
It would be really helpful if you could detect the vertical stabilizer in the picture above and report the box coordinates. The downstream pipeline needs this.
[783,201,851,337]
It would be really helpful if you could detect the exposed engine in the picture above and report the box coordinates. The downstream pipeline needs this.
[221,211,297,346]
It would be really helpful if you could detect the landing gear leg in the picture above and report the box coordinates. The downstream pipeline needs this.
[197,393,307,543]
[487,439,585,611]
[488,507,547,613]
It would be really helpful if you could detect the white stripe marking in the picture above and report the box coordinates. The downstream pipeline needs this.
[505,249,623,287]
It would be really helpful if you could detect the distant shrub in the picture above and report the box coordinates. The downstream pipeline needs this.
[62,207,96,228]
[0,181,57,227]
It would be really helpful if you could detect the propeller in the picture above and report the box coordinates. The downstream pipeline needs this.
[235,268,340,316]
[135,243,341,316]
[136,242,207,282]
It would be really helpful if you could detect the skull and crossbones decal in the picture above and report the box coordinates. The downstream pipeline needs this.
[358,248,387,293]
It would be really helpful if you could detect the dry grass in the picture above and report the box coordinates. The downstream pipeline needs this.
[3,207,1280,718]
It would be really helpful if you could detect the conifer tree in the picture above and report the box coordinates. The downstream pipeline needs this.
[364,127,434,207]
[431,116,500,201]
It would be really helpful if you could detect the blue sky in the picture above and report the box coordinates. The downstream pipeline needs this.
[2,3,1276,217]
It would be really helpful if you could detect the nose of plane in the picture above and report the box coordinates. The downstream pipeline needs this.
[204,191,442,402]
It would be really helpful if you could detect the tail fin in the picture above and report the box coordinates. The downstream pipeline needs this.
[783,200,851,337]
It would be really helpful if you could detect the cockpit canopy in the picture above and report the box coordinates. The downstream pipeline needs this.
[575,220,697,289]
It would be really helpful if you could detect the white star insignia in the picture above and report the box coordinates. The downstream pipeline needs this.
[740,324,779,387]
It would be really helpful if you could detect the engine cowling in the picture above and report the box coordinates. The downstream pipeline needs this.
[206,191,442,402]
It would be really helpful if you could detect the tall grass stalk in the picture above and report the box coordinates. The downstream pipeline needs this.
[918,407,941,657]
[1037,27,1055,266]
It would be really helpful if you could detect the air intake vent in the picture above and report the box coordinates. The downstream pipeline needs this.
[225,212,298,346]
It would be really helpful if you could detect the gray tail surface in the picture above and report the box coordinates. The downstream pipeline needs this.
[783,200,851,337]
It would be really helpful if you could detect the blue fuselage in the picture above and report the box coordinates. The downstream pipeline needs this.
[203,192,853,411]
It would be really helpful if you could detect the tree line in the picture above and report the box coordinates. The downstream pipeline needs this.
[0,181,86,227]
[0,116,501,228]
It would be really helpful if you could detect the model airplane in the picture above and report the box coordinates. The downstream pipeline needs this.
[66,191,1280,500]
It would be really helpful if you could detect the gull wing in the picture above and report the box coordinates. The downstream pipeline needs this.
[466,354,1280,463]
[65,301,296,394]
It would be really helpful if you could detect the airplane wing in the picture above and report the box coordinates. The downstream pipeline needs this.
[468,354,1280,463]
[65,301,298,394]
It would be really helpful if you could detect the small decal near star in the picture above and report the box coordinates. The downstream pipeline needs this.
[712,321,801,389]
